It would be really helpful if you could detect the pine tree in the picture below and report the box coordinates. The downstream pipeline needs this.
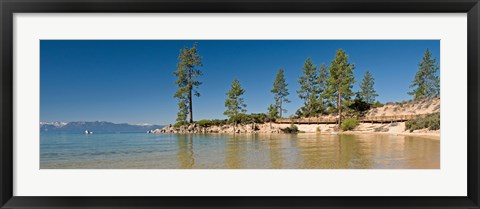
[408,48,440,99]
[271,68,290,118]
[349,92,371,117]
[359,70,378,104]
[224,79,247,119]
[173,42,203,124]
[267,104,279,120]
[327,49,355,125]
[175,98,189,125]
[317,63,329,111]
[297,57,319,117]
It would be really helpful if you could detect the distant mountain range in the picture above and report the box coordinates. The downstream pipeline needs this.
[40,121,164,133]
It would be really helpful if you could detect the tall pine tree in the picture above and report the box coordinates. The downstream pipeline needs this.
[271,68,290,118]
[297,57,319,117]
[408,48,440,99]
[327,49,355,125]
[173,42,203,124]
[359,70,378,104]
[224,79,247,119]
[317,63,329,111]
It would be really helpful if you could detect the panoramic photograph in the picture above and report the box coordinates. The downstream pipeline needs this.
[40,40,440,169]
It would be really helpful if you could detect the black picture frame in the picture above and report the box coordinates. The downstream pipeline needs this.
[1,0,479,208]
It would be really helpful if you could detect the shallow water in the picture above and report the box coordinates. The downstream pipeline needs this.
[40,133,439,169]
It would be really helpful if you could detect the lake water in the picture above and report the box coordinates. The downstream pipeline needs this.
[40,133,440,169]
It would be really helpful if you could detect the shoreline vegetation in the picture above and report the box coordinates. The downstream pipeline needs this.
[156,43,440,139]
[151,122,439,139]
[151,97,440,139]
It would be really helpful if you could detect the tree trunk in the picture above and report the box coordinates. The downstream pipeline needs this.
[338,91,342,126]
[320,96,323,109]
[189,88,193,123]
[279,100,282,118]
[234,121,237,134]
[188,70,193,123]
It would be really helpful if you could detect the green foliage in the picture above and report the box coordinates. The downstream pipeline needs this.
[326,105,338,115]
[228,113,268,124]
[317,64,329,109]
[297,58,320,116]
[292,108,303,119]
[294,99,326,118]
[405,112,440,132]
[271,68,290,117]
[297,58,318,100]
[195,119,227,127]
[359,70,378,104]
[250,113,269,123]
[282,124,299,133]
[228,114,249,124]
[295,61,330,118]
[267,104,279,121]
[175,98,189,124]
[212,119,228,126]
[173,42,203,123]
[408,48,440,100]
[326,49,355,125]
[224,79,247,119]
[341,117,359,131]
[348,93,371,117]
[174,121,189,127]
[371,101,384,108]
[194,120,209,127]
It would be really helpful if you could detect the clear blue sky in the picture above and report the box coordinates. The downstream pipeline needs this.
[40,40,439,125]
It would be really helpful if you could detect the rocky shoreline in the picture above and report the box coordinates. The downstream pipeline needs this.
[151,123,285,134]
[149,122,439,138]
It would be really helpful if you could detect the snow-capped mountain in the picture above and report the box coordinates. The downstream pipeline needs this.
[40,121,163,133]
[134,123,155,126]
[39,121,67,127]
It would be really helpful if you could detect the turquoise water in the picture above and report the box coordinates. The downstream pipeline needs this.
[40,133,440,169]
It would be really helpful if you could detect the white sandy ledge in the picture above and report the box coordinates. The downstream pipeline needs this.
[274,122,440,140]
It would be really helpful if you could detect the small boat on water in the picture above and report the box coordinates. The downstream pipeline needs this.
[84,130,93,134]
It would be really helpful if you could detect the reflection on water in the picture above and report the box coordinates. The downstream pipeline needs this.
[40,133,439,169]
[177,134,194,169]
